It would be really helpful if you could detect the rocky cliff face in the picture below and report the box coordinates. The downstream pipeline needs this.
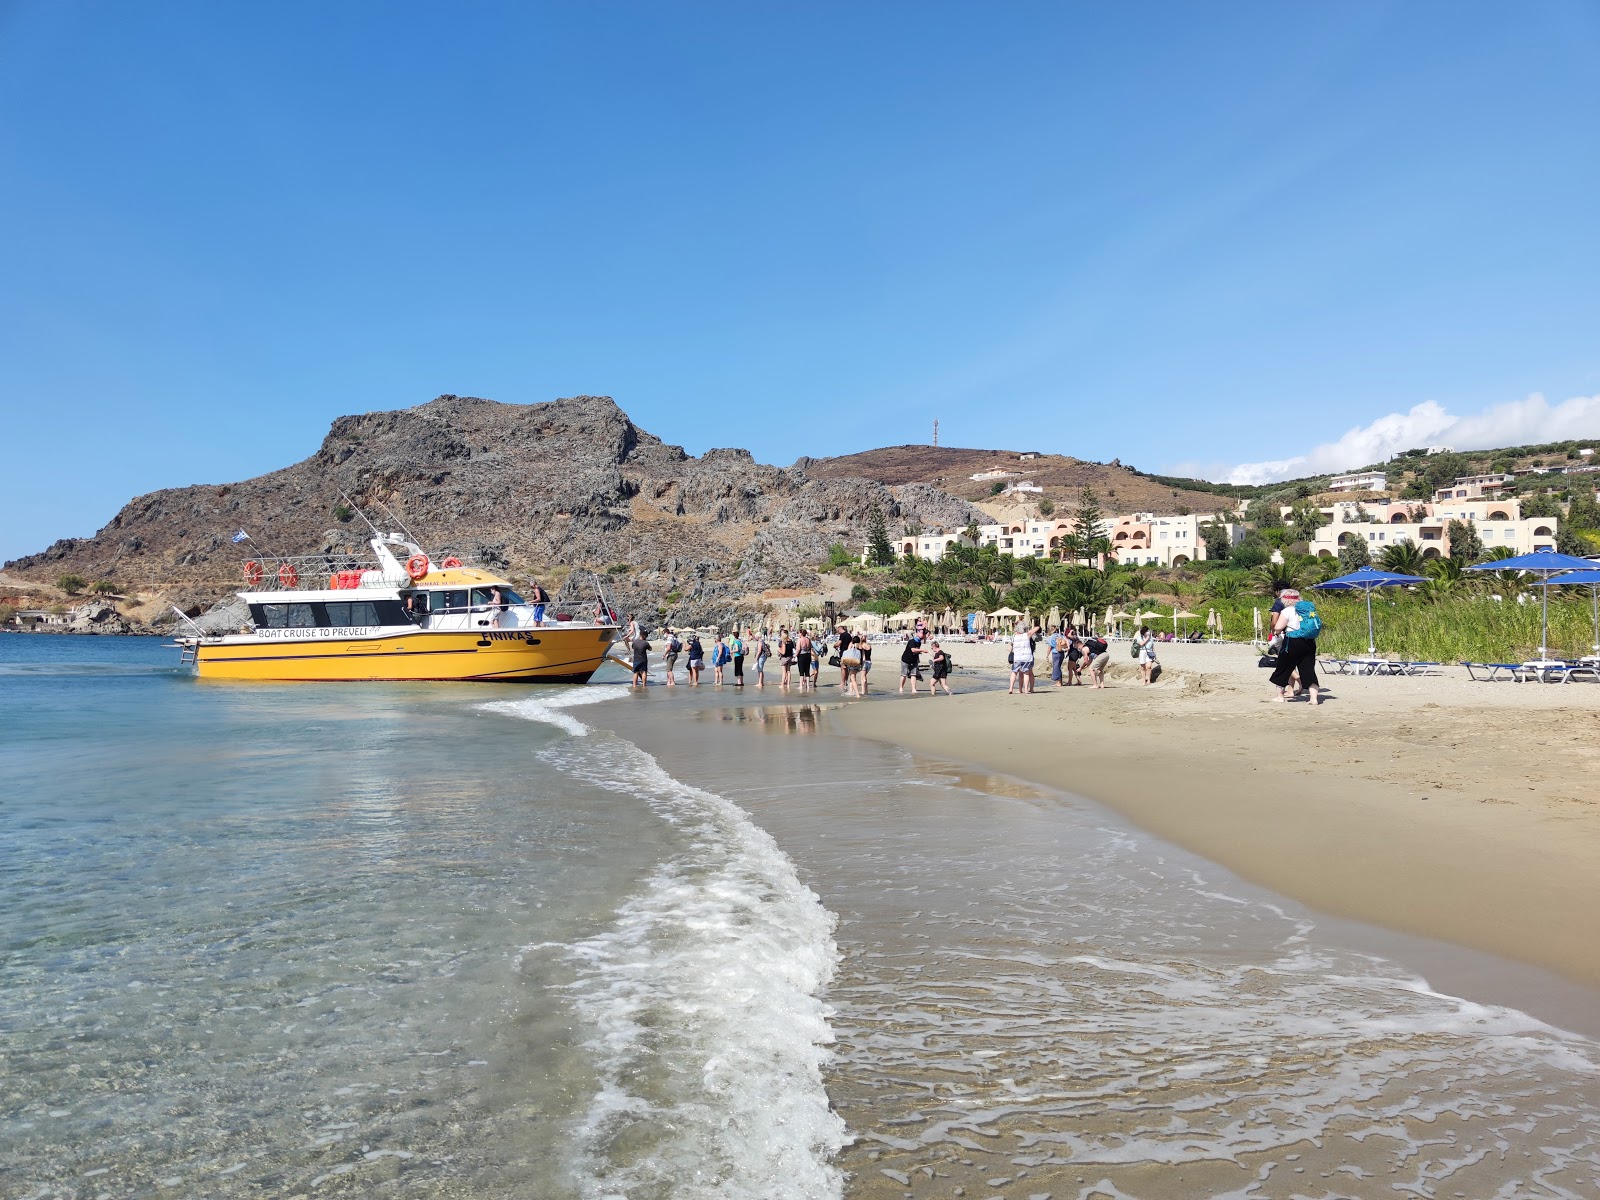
[8,395,984,628]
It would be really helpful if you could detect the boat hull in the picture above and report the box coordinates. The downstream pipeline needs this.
[193,626,618,683]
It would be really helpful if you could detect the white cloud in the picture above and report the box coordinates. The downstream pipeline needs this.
[1211,392,1600,486]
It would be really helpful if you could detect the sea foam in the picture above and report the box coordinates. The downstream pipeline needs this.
[492,694,846,1200]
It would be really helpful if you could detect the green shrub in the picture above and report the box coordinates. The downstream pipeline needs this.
[56,574,86,595]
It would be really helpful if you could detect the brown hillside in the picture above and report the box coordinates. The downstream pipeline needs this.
[798,445,1230,514]
[7,395,987,629]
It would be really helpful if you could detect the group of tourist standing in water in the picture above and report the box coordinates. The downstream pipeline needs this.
[625,621,955,697]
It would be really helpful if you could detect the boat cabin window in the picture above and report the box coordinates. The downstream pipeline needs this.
[323,601,381,628]
[438,589,469,615]
[471,586,522,609]
[250,600,408,628]
[259,603,316,628]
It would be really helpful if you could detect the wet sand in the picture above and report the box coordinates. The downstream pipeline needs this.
[838,641,1600,993]
[603,682,1600,1200]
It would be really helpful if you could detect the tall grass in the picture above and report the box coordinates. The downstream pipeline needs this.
[1180,592,1598,661]
[1317,592,1598,661]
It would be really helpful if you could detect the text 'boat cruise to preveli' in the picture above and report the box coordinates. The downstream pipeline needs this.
[174,531,622,683]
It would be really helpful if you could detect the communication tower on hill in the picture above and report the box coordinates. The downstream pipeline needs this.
[932,419,939,447]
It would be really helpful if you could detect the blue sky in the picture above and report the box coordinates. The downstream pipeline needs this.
[3,2,1598,562]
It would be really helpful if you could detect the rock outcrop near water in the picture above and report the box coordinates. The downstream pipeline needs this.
[8,395,985,628]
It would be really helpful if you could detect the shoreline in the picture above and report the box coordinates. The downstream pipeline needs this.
[833,643,1600,997]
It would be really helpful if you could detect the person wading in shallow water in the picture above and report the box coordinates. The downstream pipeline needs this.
[795,631,813,691]
[751,630,769,689]
[778,628,796,690]
[685,631,704,685]
[729,630,746,687]
[629,629,651,687]
[662,628,681,687]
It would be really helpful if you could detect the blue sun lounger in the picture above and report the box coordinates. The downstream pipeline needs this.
[1460,661,1526,682]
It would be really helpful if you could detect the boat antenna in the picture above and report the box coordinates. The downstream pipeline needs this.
[372,495,423,547]
[169,604,207,635]
[339,491,385,540]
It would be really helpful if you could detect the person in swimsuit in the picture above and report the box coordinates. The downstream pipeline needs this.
[858,636,872,694]
[779,628,796,689]
[796,633,813,690]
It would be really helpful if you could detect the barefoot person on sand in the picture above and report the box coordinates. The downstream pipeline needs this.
[929,641,953,695]
[1134,625,1157,685]
[1269,588,1322,705]
[1008,623,1035,694]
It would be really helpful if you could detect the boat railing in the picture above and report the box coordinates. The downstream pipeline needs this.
[551,571,623,630]
[235,551,489,591]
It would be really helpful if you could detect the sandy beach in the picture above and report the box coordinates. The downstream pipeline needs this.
[839,641,1600,993]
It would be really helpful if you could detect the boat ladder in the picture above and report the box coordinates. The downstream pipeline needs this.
[179,641,199,666]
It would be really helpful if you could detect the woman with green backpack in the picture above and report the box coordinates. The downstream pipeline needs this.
[1268,588,1322,705]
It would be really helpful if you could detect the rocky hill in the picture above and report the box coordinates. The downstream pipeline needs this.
[798,445,1230,512]
[7,395,985,629]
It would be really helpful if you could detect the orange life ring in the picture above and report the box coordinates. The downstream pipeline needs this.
[406,554,430,581]
[243,561,264,586]
[441,556,462,568]
[278,563,299,588]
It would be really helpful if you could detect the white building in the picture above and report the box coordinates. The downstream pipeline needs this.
[1328,470,1387,494]
[1433,473,1514,501]
[887,512,1243,566]
[969,468,1015,482]
[1002,480,1043,495]
[1286,497,1558,560]
[1106,513,1244,567]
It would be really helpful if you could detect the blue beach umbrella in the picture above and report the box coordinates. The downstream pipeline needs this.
[1314,566,1427,656]
[1465,551,1597,661]
[1533,568,1600,657]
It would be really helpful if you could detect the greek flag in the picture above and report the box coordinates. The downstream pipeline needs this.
[232,530,250,544]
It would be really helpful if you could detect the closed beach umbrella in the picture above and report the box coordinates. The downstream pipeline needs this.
[1465,551,1596,661]
[1206,608,1220,640]
[1315,565,1427,656]
[1534,568,1600,657]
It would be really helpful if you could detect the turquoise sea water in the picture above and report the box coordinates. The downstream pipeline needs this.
[1,636,838,1198]
[5,635,1600,1199]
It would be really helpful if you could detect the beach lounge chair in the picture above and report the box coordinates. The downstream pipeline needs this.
[1460,661,1526,682]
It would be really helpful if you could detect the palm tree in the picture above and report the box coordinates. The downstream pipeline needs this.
[1202,570,1246,600]
[975,583,1001,613]
[1249,562,1305,596]
[1378,541,1424,574]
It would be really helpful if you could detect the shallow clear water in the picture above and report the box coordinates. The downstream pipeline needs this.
[5,637,1600,1200]
[1,637,837,1198]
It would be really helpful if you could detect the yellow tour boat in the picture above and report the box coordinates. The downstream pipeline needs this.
[176,532,622,683]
